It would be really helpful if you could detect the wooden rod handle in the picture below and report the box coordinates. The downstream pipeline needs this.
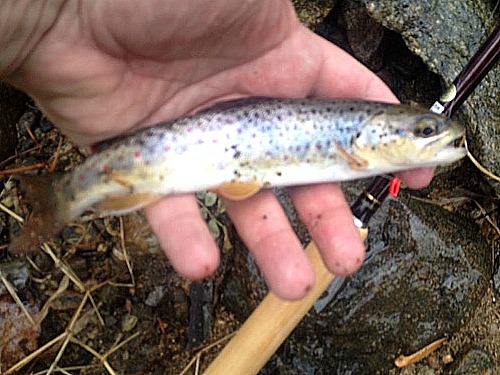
[203,228,367,375]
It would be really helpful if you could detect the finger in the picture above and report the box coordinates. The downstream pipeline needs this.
[288,183,366,276]
[222,190,315,300]
[396,167,435,189]
[308,30,399,103]
[144,194,220,279]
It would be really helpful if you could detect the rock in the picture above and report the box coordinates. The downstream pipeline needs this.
[0,258,30,296]
[453,349,495,375]
[0,296,40,370]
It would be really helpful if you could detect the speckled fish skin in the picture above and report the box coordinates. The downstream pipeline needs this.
[55,97,466,223]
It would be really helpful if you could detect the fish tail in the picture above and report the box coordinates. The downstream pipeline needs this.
[9,174,68,253]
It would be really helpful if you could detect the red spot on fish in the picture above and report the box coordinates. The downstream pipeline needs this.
[103,165,112,172]
[164,145,171,152]
[212,139,218,143]
[79,174,86,182]
[134,152,142,159]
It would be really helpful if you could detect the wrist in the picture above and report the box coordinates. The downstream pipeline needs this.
[0,0,66,78]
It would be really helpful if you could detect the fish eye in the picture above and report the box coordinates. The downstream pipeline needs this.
[414,117,438,138]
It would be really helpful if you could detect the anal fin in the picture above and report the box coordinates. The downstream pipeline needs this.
[215,181,262,201]
[95,192,161,212]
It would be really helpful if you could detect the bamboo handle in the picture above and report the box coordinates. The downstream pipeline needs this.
[203,228,367,375]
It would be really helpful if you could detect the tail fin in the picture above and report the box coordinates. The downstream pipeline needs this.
[9,175,66,253]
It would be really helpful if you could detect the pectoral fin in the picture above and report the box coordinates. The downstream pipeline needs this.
[95,192,161,213]
[335,142,369,170]
[215,181,263,201]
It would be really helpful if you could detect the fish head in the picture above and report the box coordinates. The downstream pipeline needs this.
[352,109,466,169]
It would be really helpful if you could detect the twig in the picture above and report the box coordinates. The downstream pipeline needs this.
[47,136,64,173]
[0,202,24,223]
[0,269,35,324]
[70,331,142,375]
[31,364,100,375]
[45,291,90,375]
[4,332,67,374]
[465,138,500,183]
[36,275,70,325]
[42,243,85,293]
[179,332,237,375]
[0,162,47,176]
[394,337,446,368]
[119,217,135,287]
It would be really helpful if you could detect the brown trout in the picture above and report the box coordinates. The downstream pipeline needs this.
[13,98,465,250]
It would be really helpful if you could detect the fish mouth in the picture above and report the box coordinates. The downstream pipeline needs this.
[420,125,466,164]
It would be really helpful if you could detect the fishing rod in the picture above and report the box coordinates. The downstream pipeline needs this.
[203,24,500,375]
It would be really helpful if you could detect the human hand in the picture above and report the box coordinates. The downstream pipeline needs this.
[1,0,433,299]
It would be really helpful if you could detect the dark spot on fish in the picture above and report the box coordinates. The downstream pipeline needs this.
[159,175,165,181]
[276,171,282,176]
[233,151,241,159]
[326,107,332,112]
[349,106,355,112]
[262,214,268,220]
[316,214,322,220]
